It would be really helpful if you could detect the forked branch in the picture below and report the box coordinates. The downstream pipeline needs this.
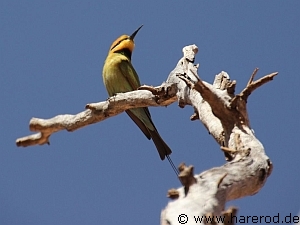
[15,45,276,225]
[16,88,177,147]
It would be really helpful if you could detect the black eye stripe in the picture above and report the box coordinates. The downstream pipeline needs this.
[110,37,129,50]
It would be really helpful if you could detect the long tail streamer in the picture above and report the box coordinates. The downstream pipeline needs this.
[166,155,179,176]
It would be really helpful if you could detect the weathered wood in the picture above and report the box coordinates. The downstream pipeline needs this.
[15,45,276,225]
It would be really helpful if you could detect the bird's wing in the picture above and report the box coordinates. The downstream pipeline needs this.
[118,59,156,129]
[118,59,141,90]
[118,59,171,159]
[118,59,153,118]
[125,110,151,140]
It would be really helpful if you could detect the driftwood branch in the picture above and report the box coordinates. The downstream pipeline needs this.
[161,46,275,225]
[16,44,276,225]
[16,86,177,147]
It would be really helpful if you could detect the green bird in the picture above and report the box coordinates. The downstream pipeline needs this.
[102,25,172,160]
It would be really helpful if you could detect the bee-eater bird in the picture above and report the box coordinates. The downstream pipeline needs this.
[102,25,172,160]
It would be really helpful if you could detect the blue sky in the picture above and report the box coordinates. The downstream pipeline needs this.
[1,1,299,225]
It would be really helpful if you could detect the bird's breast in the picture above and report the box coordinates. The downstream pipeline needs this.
[103,55,134,96]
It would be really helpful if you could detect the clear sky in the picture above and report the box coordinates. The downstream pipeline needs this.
[1,1,299,225]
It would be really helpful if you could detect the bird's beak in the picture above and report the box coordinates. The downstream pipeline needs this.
[130,25,143,40]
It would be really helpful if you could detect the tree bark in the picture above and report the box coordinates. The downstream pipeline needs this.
[16,45,276,225]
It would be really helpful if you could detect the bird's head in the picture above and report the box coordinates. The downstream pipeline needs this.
[109,25,143,54]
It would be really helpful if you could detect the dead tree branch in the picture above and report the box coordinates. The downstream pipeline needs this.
[162,45,275,225]
[16,87,177,147]
[16,44,276,225]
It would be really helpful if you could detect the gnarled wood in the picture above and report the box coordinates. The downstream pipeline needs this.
[16,45,276,225]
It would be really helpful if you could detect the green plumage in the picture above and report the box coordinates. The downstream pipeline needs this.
[102,31,172,160]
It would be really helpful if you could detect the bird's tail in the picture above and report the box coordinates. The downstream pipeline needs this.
[149,130,179,176]
[148,129,172,160]
[126,109,172,159]
[125,109,179,175]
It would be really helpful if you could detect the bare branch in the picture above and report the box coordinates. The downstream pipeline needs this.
[178,163,197,196]
[160,46,275,225]
[247,67,259,87]
[15,44,277,225]
[16,88,177,147]
[240,71,278,101]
